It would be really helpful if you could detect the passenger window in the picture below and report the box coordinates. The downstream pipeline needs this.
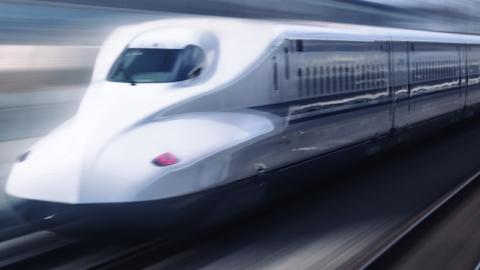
[380,64,385,87]
[326,66,331,94]
[332,66,337,93]
[284,47,290,80]
[350,65,355,90]
[428,62,433,80]
[345,66,351,91]
[369,64,373,88]
[371,64,375,88]
[338,66,343,92]
[306,67,310,96]
[320,66,324,94]
[362,65,366,89]
[356,65,360,90]
[376,64,381,88]
[273,57,278,91]
[297,68,303,96]
[422,62,426,80]
[415,63,419,81]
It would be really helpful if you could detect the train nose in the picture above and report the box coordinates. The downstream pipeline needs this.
[6,196,140,232]
[5,151,85,204]
[6,194,212,232]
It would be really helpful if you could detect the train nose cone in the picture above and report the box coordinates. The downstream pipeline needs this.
[6,155,83,204]
[5,122,85,204]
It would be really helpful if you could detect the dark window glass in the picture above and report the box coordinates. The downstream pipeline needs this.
[326,66,331,93]
[350,65,354,90]
[108,46,205,84]
[361,65,366,89]
[273,57,278,90]
[339,66,344,92]
[306,67,311,96]
[428,62,431,80]
[284,47,290,80]
[414,63,418,81]
[332,66,337,92]
[320,66,324,94]
[298,68,303,96]
[345,66,350,91]
[381,64,385,87]
[422,62,425,80]
[365,65,371,89]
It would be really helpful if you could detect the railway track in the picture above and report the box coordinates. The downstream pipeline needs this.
[363,170,480,269]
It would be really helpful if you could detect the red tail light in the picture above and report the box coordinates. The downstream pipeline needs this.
[152,152,179,166]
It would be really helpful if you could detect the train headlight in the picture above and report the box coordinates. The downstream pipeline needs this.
[152,152,179,166]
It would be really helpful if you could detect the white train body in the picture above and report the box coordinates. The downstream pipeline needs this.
[6,17,480,224]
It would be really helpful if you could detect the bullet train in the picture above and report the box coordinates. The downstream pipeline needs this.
[6,17,480,227]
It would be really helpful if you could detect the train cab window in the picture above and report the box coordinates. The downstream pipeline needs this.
[108,45,205,84]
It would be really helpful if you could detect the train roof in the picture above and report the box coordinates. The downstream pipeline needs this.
[278,19,480,44]
[120,16,480,45]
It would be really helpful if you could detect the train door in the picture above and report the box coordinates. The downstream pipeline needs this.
[466,45,480,107]
[408,42,462,123]
[390,42,409,129]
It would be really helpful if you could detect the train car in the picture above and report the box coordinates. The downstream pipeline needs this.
[6,17,480,228]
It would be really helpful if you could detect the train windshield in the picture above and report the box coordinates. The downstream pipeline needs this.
[107,45,205,84]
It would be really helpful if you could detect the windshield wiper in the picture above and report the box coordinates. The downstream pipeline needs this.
[119,67,137,86]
